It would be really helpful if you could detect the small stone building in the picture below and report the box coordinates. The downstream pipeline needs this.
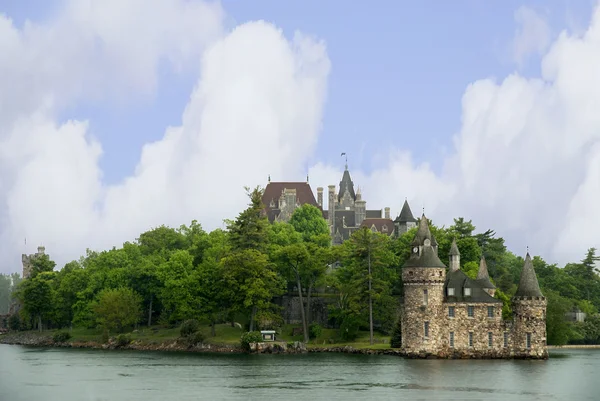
[400,214,547,359]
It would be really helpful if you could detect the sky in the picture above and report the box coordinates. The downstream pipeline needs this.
[0,0,599,273]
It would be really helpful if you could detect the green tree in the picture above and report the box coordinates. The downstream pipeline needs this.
[17,272,55,331]
[289,204,330,245]
[94,287,142,333]
[338,227,397,344]
[227,186,270,253]
[30,254,57,278]
[221,249,285,331]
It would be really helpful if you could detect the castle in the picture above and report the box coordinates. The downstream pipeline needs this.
[400,215,547,359]
[262,162,418,243]
[21,246,46,279]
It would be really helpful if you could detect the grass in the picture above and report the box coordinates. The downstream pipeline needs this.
[7,323,393,351]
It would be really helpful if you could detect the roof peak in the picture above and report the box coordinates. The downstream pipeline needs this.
[449,238,460,256]
[395,199,417,223]
[514,252,543,298]
[476,254,495,289]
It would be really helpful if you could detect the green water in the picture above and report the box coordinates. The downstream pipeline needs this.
[0,345,597,400]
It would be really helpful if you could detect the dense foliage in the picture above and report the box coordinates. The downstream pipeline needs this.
[0,188,598,346]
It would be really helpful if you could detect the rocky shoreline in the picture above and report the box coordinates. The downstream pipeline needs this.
[0,332,560,358]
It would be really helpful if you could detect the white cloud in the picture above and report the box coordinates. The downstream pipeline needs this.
[2,0,600,274]
[512,6,552,66]
[0,3,330,272]
[311,4,600,266]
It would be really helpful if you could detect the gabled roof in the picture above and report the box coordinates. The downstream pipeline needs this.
[360,218,395,236]
[262,182,320,223]
[476,255,495,289]
[514,253,544,298]
[445,270,502,304]
[338,167,356,202]
[395,199,417,223]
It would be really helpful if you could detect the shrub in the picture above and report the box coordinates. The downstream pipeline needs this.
[8,314,21,331]
[116,334,131,347]
[309,323,322,340]
[240,331,262,351]
[53,331,72,343]
[180,319,200,337]
[390,319,402,348]
[187,331,206,346]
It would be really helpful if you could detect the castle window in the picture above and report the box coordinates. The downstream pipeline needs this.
[487,306,495,318]
[503,332,508,348]
[424,321,430,338]
[449,332,455,348]
[382,225,388,232]
[468,332,474,347]
[467,305,474,318]
[448,287,455,296]
[423,289,428,306]
[464,287,472,297]
[488,332,493,347]
[526,333,532,349]
[448,306,455,318]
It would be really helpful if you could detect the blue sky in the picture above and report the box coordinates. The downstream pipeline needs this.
[3,0,592,183]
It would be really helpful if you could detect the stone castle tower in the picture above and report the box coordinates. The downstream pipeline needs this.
[400,215,547,359]
[512,253,548,358]
[21,246,46,279]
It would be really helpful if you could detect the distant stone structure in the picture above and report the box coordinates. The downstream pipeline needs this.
[262,161,414,245]
[21,246,46,279]
[400,215,547,359]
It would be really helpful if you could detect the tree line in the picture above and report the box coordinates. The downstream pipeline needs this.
[1,187,599,345]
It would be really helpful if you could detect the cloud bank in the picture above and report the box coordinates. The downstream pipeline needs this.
[1,1,599,272]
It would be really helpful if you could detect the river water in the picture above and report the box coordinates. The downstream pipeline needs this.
[0,345,597,400]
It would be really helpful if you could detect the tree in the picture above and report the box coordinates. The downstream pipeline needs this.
[227,186,270,253]
[338,227,397,345]
[94,287,142,333]
[30,254,56,278]
[221,249,285,331]
[289,204,330,245]
[17,272,55,331]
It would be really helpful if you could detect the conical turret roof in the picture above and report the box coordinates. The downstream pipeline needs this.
[476,255,495,289]
[449,238,460,256]
[395,199,417,223]
[403,214,446,268]
[514,253,543,298]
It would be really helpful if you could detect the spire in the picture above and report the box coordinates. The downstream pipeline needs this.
[413,213,432,244]
[449,238,460,256]
[476,255,495,289]
[337,166,356,202]
[395,199,417,223]
[403,213,446,268]
[268,174,271,183]
[514,253,543,298]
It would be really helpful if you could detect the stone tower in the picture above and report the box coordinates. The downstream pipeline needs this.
[401,214,447,354]
[512,253,547,358]
[449,238,460,272]
[21,246,46,279]
[328,185,336,234]
[317,187,323,207]
[355,187,366,226]
[394,199,418,236]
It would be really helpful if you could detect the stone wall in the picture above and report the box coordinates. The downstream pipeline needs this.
[512,297,548,358]
[439,302,507,354]
[401,267,446,353]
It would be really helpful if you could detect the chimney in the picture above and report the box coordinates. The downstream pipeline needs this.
[317,187,323,207]
[385,207,390,219]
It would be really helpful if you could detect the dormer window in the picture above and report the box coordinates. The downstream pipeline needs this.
[382,224,388,232]
[464,287,471,297]
[448,287,455,296]
[424,238,431,246]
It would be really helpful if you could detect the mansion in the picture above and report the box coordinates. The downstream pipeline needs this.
[262,163,418,243]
